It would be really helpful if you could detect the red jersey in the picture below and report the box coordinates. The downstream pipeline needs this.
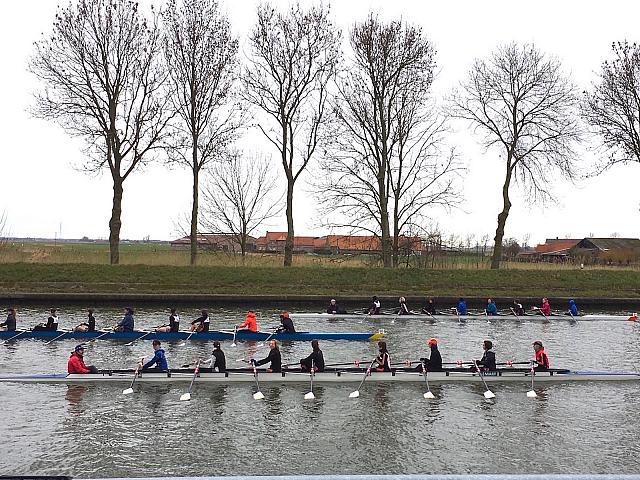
[67,352,91,374]
[535,348,550,369]
[238,312,258,332]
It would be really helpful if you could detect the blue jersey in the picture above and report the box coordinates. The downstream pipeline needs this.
[568,300,578,316]
[457,300,467,315]
[486,302,497,315]
[143,348,168,370]
[118,313,134,332]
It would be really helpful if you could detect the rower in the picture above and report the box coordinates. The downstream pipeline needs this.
[485,298,498,315]
[191,309,210,332]
[375,340,391,372]
[74,308,96,333]
[417,337,442,372]
[276,311,295,333]
[327,298,340,314]
[237,310,258,332]
[114,307,135,332]
[300,339,324,372]
[512,300,525,316]
[202,341,226,373]
[368,296,381,315]
[474,340,496,372]
[251,339,281,373]
[456,298,467,315]
[536,297,551,316]
[0,307,17,331]
[140,340,168,371]
[67,344,98,374]
[532,340,550,371]
[34,308,59,331]
[398,297,411,315]
[568,299,579,316]
[421,298,436,315]
[156,308,180,333]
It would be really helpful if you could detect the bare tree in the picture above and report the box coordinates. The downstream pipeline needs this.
[200,152,283,257]
[315,15,460,267]
[243,3,340,266]
[450,43,582,269]
[30,0,172,264]
[582,41,640,172]
[163,0,241,265]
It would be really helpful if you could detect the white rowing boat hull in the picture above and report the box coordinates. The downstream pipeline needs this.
[288,313,639,322]
[1,370,638,384]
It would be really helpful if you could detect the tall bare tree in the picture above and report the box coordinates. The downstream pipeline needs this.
[30,0,172,264]
[243,3,340,266]
[582,41,640,172]
[316,15,459,267]
[200,152,283,258]
[450,43,582,269]
[163,0,241,265]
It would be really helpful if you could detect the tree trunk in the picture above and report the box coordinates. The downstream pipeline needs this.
[190,161,199,266]
[284,179,294,267]
[109,179,124,265]
[392,197,400,268]
[491,163,513,269]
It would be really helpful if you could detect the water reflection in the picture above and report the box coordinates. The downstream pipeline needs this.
[65,385,88,416]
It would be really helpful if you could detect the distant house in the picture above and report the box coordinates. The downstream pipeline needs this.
[533,238,582,260]
[170,233,256,252]
[530,237,640,264]
[254,232,425,254]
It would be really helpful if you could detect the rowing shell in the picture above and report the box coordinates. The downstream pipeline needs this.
[287,312,640,322]
[1,368,638,384]
[0,329,385,342]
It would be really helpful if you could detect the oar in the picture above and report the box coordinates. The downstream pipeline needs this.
[262,329,279,346]
[124,331,152,347]
[2,330,27,344]
[472,360,495,399]
[304,360,316,400]
[178,330,196,347]
[180,361,201,401]
[527,360,537,398]
[252,361,265,400]
[510,307,520,321]
[568,311,577,323]
[122,362,143,395]
[88,330,112,343]
[532,306,548,321]
[44,330,69,345]
[349,359,377,398]
[421,362,435,399]
[231,326,238,347]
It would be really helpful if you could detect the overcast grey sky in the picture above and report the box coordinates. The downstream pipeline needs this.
[1,0,639,245]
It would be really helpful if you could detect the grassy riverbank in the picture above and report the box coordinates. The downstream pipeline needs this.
[0,262,639,298]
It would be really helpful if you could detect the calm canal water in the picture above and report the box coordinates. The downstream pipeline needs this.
[1,304,640,477]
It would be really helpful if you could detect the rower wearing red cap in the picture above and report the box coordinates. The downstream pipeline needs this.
[419,337,443,371]
[532,341,550,371]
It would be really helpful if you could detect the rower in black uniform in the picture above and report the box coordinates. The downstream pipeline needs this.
[417,337,443,372]
[368,296,381,315]
[0,307,17,331]
[474,340,497,372]
[252,340,282,373]
[374,341,391,372]
[74,308,96,332]
[34,308,59,331]
[191,309,210,332]
[300,340,325,372]
[421,298,436,315]
[276,311,295,333]
[203,341,226,373]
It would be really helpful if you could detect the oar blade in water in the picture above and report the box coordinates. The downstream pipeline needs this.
[304,391,315,400]
[483,390,496,399]
[423,391,435,399]
[526,390,537,398]
[253,391,265,400]
[348,390,360,398]
[122,387,134,395]
[180,392,191,401]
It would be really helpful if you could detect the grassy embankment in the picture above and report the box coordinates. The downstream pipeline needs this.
[0,242,639,298]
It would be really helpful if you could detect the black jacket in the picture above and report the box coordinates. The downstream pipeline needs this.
[169,314,179,333]
[255,348,282,373]
[212,349,226,373]
[300,349,325,371]
[0,313,16,331]
[420,345,442,371]
[277,316,295,333]
[477,350,496,371]
[88,314,95,332]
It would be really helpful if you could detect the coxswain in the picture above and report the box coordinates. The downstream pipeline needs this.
[327,298,339,314]
[140,340,168,371]
[156,308,180,333]
[114,307,135,332]
[421,298,436,315]
[368,296,381,315]
[398,297,411,315]
[568,299,579,316]
[0,307,17,331]
[374,340,391,372]
[276,311,295,333]
[474,340,496,371]
[237,310,258,332]
[191,309,210,332]
[532,340,550,371]
[418,337,443,372]
[512,300,525,316]
[486,298,498,315]
[300,339,325,372]
[34,308,59,331]
[252,339,282,373]
[456,298,467,315]
[74,308,96,333]
[537,297,551,316]
[67,344,98,374]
